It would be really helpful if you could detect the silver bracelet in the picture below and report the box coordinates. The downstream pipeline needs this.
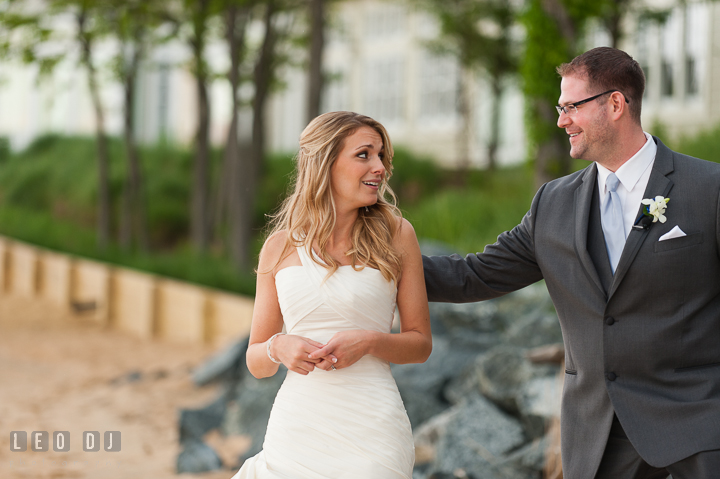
[266,332,285,364]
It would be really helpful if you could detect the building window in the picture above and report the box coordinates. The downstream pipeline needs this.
[418,52,458,120]
[322,69,349,113]
[157,63,170,141]
[364,4,405,39]
[634,21,651,99]
[363,58,405,123]
[684,2,708,97]
[660,10,679,98]
[685,57,697,96]
[660,61,673,97]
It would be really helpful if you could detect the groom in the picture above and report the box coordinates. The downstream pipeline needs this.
[423,47,720,479]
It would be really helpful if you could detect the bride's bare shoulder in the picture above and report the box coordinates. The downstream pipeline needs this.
[259,230,301,273]
[393,218,419,249]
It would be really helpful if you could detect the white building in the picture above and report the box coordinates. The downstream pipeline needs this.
[266,0,525,168]
[0,0,717,167]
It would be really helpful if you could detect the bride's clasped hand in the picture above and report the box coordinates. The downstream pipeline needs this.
[265,333,338,375]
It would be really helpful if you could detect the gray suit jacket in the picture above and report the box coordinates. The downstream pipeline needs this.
[423,137,720,478]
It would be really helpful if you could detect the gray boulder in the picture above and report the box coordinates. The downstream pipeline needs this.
[475,346,556,413]
[176,438,223,473]
[222,368,287,459]
[392,336,480,427]
[517,376,562,420]
[475,346,534,413]
[503,310,563,349]
[179,392,228,442]
[493,283,554,330]
[192,338,247,386]
[429,301,501,335]
[415,393,529,479]
[499,436,547,474]
[443,345,559,440]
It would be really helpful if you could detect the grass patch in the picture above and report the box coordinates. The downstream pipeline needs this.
[0,205,256,293]
[21,130,715,292]
[403,166,536,254]
[673,125,720,163]
[0,137,448,295]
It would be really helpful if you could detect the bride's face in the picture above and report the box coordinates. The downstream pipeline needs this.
[329,126,385,213]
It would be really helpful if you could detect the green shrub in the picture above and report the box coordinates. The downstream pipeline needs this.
[0,135,540,294]
[403,165,535,254]
[389,147,443,206]
[673,125,720,163]
[256,152,296,229]
[0,136,10,164]
[0,205,255,293]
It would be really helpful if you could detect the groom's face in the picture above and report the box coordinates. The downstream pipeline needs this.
[557,75,613,163]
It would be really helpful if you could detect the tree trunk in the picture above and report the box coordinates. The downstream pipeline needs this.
[236,1,279,269]
[534,100,571,188]
[606,11,622,49]
[306,0,325,123]
[541,0,577,42]
[529,0,580,187]
[190,0,212,253]
[221,5,250,270]
[192,73,211,252]
[487,76,502,171]
[455,66,474,182]
[77,8,111,251]
[602,0,630,49]
[120,40,149,251]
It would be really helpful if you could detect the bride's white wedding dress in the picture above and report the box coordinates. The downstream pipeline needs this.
[232,246,414,479]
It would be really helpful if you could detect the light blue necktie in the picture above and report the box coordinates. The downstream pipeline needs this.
[601,173,625,274]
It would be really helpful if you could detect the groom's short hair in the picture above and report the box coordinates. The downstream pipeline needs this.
[557,47,645,124]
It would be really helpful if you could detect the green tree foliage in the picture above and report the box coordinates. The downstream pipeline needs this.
[520,0,603,187]
[0,136,444,294]
[420,0,519,171]
[0,0,117,249]
[107,0,171,252]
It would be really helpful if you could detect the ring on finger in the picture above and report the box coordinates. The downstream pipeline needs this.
[330,364,337,371]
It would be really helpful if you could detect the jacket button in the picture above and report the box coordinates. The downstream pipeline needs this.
[607,372,617,381]
[606,317,615,325]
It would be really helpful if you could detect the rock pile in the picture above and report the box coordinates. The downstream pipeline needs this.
[401,283,563,479]
[176,249,565,479]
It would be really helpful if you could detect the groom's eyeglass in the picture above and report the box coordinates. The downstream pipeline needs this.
[555,90,628,116]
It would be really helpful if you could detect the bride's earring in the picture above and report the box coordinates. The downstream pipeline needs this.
[365,206,369,212]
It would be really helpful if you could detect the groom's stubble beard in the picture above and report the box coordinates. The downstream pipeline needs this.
[570,107,615,166]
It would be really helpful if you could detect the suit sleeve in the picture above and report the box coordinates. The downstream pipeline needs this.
[716,185,720,255]
[422,183,546,303]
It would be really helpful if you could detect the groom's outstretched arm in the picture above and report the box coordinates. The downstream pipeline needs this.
[423,184,546,303]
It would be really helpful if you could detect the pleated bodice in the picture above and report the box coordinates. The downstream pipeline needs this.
[275,245,397,345]
[232,245,414,479]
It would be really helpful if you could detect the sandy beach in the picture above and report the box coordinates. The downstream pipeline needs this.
[0,293,249,479]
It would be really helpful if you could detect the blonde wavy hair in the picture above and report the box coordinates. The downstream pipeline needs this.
[265,111,403,284]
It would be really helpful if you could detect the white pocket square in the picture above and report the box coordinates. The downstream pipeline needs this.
[659,225,686,241]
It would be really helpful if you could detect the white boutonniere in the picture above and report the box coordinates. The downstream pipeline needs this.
[641,196,670,223]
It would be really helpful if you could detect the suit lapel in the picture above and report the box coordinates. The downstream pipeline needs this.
[608,137,675,300]
[574,163,606,296]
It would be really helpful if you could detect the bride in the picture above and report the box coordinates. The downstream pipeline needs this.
[232,111,432,479]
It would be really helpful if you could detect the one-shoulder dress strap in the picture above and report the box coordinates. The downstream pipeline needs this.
[296,244,312,267]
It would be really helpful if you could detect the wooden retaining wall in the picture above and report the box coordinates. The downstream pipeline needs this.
[0,235,254,346]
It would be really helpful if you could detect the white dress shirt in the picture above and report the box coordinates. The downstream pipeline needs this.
[596,132,657,241]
